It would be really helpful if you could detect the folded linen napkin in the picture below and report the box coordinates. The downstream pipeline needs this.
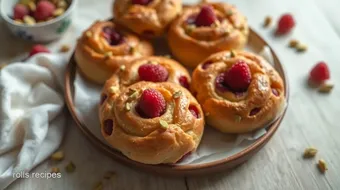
[0,54,67,190]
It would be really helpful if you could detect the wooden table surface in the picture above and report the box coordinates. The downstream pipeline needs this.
[1,0,339,189]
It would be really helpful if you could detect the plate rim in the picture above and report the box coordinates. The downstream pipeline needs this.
[64,28,290,176]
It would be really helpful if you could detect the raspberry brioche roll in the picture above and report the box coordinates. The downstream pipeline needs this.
[168,2,249,68]
[113,0,182,37]
[99,82,204,164]
[191,50,285,133]
[102,56,191,91]
[75,21,154,84]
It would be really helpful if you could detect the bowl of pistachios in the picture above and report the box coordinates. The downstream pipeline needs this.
[0,0,77,42]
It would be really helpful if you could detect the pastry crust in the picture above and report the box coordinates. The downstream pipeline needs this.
[113,0,182,37]
[99,81,204,164]
[191,50,285,133]
[75,21,154,84]
[168,2,249,68]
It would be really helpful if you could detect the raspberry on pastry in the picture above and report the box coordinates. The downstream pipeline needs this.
[168,2,249,68]
[191,50,285,133]
[99,82,204,164]
[138,63,169,82]
[74,21,154,84]
[103,56,191,92]
[136,88,167,118]
[113,0,182,37]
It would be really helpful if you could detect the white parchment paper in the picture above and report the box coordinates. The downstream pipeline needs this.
[73,46,286,165]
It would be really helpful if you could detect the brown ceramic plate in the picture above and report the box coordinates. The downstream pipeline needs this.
[64,28,289,177]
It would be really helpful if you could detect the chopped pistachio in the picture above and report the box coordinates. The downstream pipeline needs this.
[86,31,93,38]
[27,2,36,12]
[164,54,171,58]
[227,10,233,16]
[109,86,119,94]
[125,102,131,111]
[230,50,236,58]
[159,120,168,129]
[318,83,334,93]
[212,20,220,27]
[149,61,158,65]
[289,39,299,48]
[59,45,70,53]
[65,162,76,173]
[93,182,103,190]
[23,15,36,25]
[103,171,116,179]
[263,16,272,28]
[185,24,196,34]
[128,88,136,93]
[51,167,60,173]
[51,151,64,161]
[129,46,136,54]
[14,19,23,24]
[234,115,242,123]
[173,91,182,99]
[120,65,126,71]
[318,159,328,173]
[303,147,318,158]
[53,8,65,17]
[58,0,67,9]
[104,52,113,58]
[296,44,308,52]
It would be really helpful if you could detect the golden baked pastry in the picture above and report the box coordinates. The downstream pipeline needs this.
[75,21,154,84]
[102,56,192,90]
[191,50,285,133]
[113,0,182,37]
[168,2,249,68]
[99,81,204,164]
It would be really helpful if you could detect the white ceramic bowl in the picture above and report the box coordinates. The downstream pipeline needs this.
[0,0,77,42]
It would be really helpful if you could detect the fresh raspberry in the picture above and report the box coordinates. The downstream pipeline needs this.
[309,62,330,83]
[103,119,114,135]
[195,5,217,27]
[34,0,56,21]
[103,27,123,46]
[13,4,29,20]
[138,63,169,82]
[137,89,166,118]
[132,0,152,5]
[29,45,50,57]
[179,76,190,89]
[189,105,200,118]
[276,14,295,34]
[225,60,252,92]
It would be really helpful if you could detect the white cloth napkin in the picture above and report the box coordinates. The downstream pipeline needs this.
[0,54,68,190]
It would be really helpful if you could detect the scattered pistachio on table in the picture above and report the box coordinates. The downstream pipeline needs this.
[59,45,70,53]
[65,161,76,173]
[317,159,328,173]
[51,150,64,161]
[303,147,318,158]
[263,16,272,28]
